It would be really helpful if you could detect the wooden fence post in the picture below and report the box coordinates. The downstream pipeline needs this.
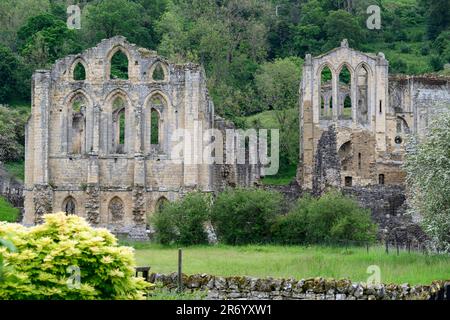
[177,248,183,293]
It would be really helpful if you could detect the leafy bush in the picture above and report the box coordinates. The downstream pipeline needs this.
[211,188,283,245]
[271,191,377,244]
[404,110,450,252]
[151,192,211,245]
[0,213,150,300]
[0,106,28,162]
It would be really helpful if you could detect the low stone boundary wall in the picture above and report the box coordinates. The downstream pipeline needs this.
[149,273,450,300]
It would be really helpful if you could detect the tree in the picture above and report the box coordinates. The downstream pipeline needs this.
[323,10,364,50]
[423,0,450,39]
[82,0,150,47]
[271,191,377,244]
[156,0,272,117]
[0,46,19,103]
[255,57,302,168]
[150,192,211,245]
[0,106,28,162]
[0,0,50,50]
[404,109,450,252]
[211,188,283,245]
[19,14,81,68]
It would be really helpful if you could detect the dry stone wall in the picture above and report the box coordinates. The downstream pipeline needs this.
[150,273,450,300]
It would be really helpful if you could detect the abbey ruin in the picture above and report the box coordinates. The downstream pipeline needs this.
[298,40,450,240]
[299,39,450,192]
[22,37,450,241]
[23,37,259,238]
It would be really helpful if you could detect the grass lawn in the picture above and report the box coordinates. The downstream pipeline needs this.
[260,164,297,186]
[131,243,450,285]
[0,196,20,222]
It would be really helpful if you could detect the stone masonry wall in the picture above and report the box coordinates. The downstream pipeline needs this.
[150,273,450,300]
[342,185,428,244]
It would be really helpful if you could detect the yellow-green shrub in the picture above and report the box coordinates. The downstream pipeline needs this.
[0,213,150,300]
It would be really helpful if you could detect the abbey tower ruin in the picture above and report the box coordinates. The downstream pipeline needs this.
[299,39,450,194]
[298,40,450,241]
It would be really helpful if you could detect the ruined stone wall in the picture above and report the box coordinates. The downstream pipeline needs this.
[0,163,24,212]
[212,116,260,192]
[24,36,259,238]
[150,273,450,300]
[342,185,427,244]
[299,40,391,190]
[299,41,450,193]
[389,75,450,138]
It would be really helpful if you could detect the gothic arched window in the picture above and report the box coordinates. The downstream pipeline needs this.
[110,49,129,80]
[109,197,125,223]
[63,197,76,215]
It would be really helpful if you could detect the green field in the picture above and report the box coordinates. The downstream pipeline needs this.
[132,244,450,285]
[0,196,20,222]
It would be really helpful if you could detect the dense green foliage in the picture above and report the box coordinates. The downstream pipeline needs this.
[0,213,150,299]
[0,106,28,162]
[404,109,450,252]
[211,188,284,245]
[0,46,19,103]
[271,191,377,244]
[151,192,212,245]
[151,188,375,246]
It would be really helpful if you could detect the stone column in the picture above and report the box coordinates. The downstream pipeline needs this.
[332,72,339,121]
[183,68,201,188]
[375,53,389,152]
[31,70,51,185]
[298,54,314,189]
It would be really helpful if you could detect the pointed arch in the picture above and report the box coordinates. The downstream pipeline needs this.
[151,108,160,145]
[106,46,131,80]
[64,89,94,109]
[64,90,92,155]
[73,62,86,81]
[355,62,373,77]
[155,196,169,212]
[150,61,169,82]
[108,196,125,223]
[104,88,133,109]
[144,91,170,153]
[317,63,335,79]
[319,65,333,119]
[337,63,354,84]
[396,116,410,134]
[104,89,133,154]
[69,57,88,81]
[338,64,352,120]
[62,196,77,215]
[112,96,126,153]
[338,141,352,171]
